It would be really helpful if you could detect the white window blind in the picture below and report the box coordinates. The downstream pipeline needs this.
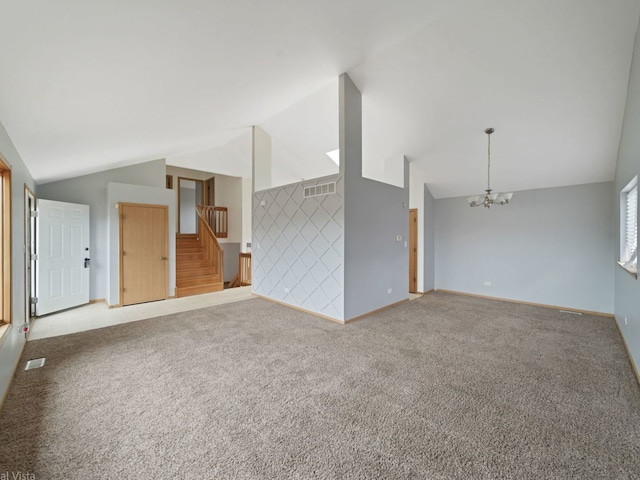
[622,181,637,269]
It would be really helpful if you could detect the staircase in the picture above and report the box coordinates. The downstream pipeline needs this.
[175,234,224,297]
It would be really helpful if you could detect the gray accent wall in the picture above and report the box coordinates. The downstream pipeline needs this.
[423,185,435,292]
[221,242,241,282]
[37,159,166,302]
[341,74,410,320]
[614,13,640,373]
[0,120,36,403]
[253,175,344,319]
[435,182,614,314]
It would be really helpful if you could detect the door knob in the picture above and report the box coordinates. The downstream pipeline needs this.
[161,256,168,260]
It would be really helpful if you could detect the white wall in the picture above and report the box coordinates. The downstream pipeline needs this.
[215,174,242,243]
[613,11,640,374]
[435,182,614,314]
[37,159,166,301]
[0,121,36,403]
[106,182,176,305]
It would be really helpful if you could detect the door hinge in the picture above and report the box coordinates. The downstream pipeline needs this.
[30,210,39,218]
[30,297,38,304]
[31,253,38,261]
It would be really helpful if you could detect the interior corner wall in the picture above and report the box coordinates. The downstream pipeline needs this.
[0,121,36,404]
[241,177,252,252]
[215,174,243,243]
[253,126,272,192]
[37,159,166,302]
[409,167,424,292]
[106,182,176,306]
[342,74,410,320]
[613,12,640,374]
[252,175,345,320]
[423,185,436,292]
[434,182,614,314]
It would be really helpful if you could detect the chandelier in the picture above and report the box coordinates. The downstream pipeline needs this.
[467,128,513,208]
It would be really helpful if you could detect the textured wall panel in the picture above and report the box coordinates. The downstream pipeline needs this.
[253,176,344,320]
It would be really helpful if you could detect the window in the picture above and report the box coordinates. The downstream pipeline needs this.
[0,155,11,329]
[619,176,638,278]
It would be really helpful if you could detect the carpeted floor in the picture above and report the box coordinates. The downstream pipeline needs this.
[1,292,639,479]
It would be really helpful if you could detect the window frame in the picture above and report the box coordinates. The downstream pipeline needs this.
[0,154,12,345]
[618,175,638,279]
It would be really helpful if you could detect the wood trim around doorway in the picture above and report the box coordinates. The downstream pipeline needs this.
[409,208,418,294]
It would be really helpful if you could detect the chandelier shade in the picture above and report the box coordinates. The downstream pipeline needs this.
[468,128,513,208]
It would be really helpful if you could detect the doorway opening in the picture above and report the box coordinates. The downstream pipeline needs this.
[178,177,203,234]
[25,186,36,320]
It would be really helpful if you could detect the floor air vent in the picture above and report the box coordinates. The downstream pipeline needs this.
[304,182,336,199]
[25,358,46,370]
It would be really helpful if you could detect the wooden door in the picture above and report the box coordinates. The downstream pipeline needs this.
[409,209,418,293]
[120,203,168,306]
[205,176,215,206]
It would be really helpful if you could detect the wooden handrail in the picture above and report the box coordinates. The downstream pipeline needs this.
[195,206,224,282]
[238,253,252,286]
[199,205,228,238]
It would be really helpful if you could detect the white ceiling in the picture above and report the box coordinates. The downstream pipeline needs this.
[0,0,638,198]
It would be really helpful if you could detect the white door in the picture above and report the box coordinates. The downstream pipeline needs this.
[36,199,90,316]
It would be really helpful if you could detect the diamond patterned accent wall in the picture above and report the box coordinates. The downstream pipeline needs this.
[253,175,344,320]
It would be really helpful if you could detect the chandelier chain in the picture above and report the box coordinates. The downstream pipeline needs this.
[487,131,491,191]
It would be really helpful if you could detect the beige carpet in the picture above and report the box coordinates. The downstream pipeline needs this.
[1,292,639,479]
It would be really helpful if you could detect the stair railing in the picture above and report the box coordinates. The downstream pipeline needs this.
[239,253,252,286]
[196,205,224,282]
[199,205,228,238]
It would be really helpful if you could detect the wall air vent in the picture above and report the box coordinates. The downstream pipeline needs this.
[25,358,46,370]
[304,182,336,199]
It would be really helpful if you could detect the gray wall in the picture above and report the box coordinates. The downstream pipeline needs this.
[37,159,166,301]
[253,174,345,319]
[179,185,197,233]
[221,242,240,282]
[435,182,614,314]
[342,74,410,320]
[106,182,176,305]
[423,185,435,292]
[614,13,640,373]
[0,121,36,403]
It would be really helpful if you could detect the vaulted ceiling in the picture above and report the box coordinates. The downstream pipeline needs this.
[1,0,638,197]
